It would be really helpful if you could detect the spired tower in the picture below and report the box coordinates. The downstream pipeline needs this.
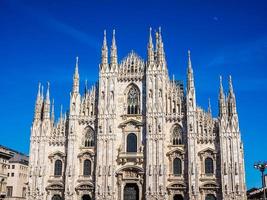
[27,29,246,200]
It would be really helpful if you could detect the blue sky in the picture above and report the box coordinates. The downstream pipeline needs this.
[0,0,267,189]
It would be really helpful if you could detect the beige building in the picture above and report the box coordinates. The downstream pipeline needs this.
[0,146,13,199]
[0,145,28,200]
[28,29,247,200]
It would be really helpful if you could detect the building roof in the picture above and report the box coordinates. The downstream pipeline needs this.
[0,144,29,165]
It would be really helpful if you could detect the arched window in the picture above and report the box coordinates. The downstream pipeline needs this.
[52,195,61,200]
[205,194,216,200]
[54,160,62,176]
[127,86,140,114]
[83,159,91,176]
[173,158,182,176]
[84,127,94,147]
[205,157,214,175]
[172,125,183,145]
[127,133,137,152]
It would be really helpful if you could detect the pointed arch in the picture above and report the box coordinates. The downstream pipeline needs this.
[126,84,140,115]
[171,124,183,145]
[84,126,95,147]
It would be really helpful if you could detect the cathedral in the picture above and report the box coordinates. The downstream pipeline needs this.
[27,28,247,200]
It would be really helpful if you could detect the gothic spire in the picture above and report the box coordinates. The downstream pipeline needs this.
[218,76,227,117]
[36,82,41,102]
[147,27,154,65]
[72,57,80,94]
[157,27,165,66]
[229,75,235,97]
[34,82,42,120]
[43,82,51,119]
[51,99,55,124]
[84,79,88,95]
[45,82,50,104]
[208,98,212,115]
[60,104,63,123]
[110,29,118,68]
[41,85,44,101]
[187,50,195,91]
[101,30,108,71]
[219,76,224,99]
[228,75,237,115]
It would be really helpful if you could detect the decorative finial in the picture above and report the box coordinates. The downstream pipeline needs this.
[159,26,161,34]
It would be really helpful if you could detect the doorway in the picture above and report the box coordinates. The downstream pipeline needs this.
[82,194,91,200]
[124,183,139,200]
[173,194,183,200]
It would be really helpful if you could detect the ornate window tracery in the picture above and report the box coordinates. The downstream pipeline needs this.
[127,133,137,152]
[205,157,214,175]
[83,159,91,176]
[54,159,62,176]
[84,127,94,147]
[127,86,140,114]
[173,158,182,176]
[172,125,183,145]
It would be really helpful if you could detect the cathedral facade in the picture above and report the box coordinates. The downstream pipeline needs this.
[27,29,247,200]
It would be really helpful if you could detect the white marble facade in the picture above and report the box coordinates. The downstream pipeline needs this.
[27,28,247,200]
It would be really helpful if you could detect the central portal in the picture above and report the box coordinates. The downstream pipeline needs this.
[124,183,139,200]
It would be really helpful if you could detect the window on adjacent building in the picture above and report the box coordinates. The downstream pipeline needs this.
[172,125,183,145]
[173,158,182,176]
[11,173,14,177]
[127,133,137,152]
[12,165,15,169]
[127,85,140,114]
[205,157,214,175]
[7,186,13,197]
[83,159,91,176]
[54,160,62,176]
